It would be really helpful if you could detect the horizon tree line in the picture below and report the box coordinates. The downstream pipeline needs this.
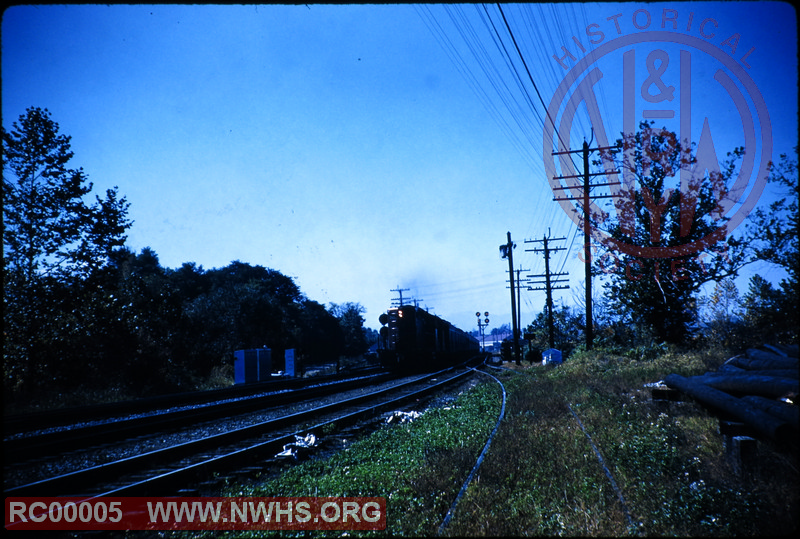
[3,107,796,407]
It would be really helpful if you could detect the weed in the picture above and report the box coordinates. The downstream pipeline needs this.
[213,347,798,536]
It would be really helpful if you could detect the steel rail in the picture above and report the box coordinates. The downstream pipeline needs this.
[6,367,474,497]
[5,372,395,461]
[438,364,507,534]
[484,361,641,533]
[3,366,386,436]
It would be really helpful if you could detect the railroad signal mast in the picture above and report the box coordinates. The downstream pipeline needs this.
[551,140,620,349]
[526,232,569,349]
[476,311,490,352]
[499,232,521,364]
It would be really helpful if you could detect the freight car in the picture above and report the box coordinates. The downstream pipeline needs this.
[377,305,480,372]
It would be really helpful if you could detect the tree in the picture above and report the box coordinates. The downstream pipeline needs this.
[742,149,798,343]
[523,303,582,360]
[195,262,302,359]
[3,107,131,281]
[3,107,132,395]
[329,302,368,358]
[740,275,790,344]
[296,299,343,365]
[592,122,748,344]
[699,277,745,348]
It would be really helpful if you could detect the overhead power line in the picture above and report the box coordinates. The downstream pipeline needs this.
[415,4,619,315]
[551,141,620,349]
[526,232,569,349]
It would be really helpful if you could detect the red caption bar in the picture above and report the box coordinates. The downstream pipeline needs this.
[5,497,386,531]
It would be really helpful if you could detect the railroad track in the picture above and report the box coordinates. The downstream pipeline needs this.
[5,366,478,498]
[4,371,394,461]
[3,365,386,437]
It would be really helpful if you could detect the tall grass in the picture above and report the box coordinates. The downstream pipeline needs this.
[212,346,797,537]
[447,346,796,536]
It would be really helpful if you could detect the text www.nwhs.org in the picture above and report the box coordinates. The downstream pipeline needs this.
[148,499,383,525]
[4,497,386,531]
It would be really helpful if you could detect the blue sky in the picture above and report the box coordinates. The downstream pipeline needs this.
[2,3,797,333]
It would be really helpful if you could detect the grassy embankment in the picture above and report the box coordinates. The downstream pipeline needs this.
[216,346,798,537]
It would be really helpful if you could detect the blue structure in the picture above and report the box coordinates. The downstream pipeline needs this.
[234,348,272,384]
[542,348,563,365]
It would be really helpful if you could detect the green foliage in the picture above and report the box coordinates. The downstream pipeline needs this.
[0,114,362,398]
[0,104,369,407]
[742,148,799,344]
[748,149,799,287]
[328,302,369,358]
[739,274,796,345]
[500,338,512,363]
[204,347,796,537]
[101,257,349,394]
[523,303,582,358]
[449,350,794,536]
[697,277,748,350]
[227,382,502,536]
[3,107,132,398]
[1,111,365,404]
[591,122,750,344]
[296,299,343,364]
[2,107,131,281]
[587,143,798,349]
[524,344,541,364]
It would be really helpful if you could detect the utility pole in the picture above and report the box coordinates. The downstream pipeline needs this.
[499,232,520,364]
[390,286,410,308]
[551,141,619,349]
[507,266,529,348]
[526,232,569,349]
[517,266,528,335]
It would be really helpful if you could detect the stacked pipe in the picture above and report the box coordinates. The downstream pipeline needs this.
[664,344,798,443]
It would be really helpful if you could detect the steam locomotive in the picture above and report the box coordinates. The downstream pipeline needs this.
[377,305,480,372]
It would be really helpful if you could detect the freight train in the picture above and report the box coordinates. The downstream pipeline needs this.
[377,305,481,372]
